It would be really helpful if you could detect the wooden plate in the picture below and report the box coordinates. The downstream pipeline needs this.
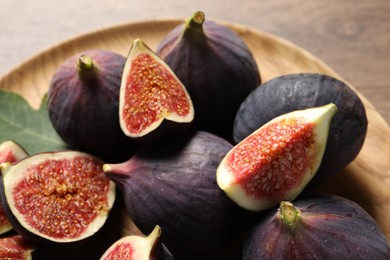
[1,18,389,257]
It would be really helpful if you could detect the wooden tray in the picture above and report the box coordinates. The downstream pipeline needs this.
[1,18,389,258]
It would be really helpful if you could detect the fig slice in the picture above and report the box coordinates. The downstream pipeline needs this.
[0,235,36,259]
[0,140,29,235]
[119,39,194,141]
[0,151,116,246]
[100,225,174,260]
[217,103,337,211]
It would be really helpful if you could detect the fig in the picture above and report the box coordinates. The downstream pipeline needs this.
[0,235,36,259]
[0,150,116,246]
[48,50,138,163]
[119,39,194,141]
[156,11,261,139]
[100,225,174,260]
[233,73,368,187]
[217,104,337,212]
[243,194,390,259]
[0,140,29,235]
[103,131,240,255]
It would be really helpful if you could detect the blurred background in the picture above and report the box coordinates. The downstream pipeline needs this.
[0,0,389,122]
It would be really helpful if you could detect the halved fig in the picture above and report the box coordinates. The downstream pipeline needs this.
[217,104,337,211]
[0,235,36,259]
[0,140,29,235]
[100,225,174,260]
[243,195,390,259]
[0,151,116,246]
[119,39,194,141]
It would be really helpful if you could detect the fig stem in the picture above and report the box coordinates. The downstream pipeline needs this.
[279,201,301,225]
[77,54,95,72]
[186,11,205,29]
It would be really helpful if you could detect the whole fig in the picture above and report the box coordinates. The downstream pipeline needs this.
[243,194,390,259]
[103,131,240,255]
[48,50,138,163]
[156,11,261,139]
[234,73,368,187]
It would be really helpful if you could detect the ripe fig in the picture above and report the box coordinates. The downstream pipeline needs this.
[103,131,240,255]
[100,225,174,260]
[217,104,337,212]
[0,140,29,235]
[0,150,116,246]
[48,50,138,163]
[0,235,36,259]
[243,194,390,259]
[233,73,368,187]
[156,11,261,139]
[119,39,194,141]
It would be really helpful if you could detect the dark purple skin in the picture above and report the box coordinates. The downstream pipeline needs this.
[104,131,241,256]
[243,194,390,260]
[233,73,368,188]
[48,50,138,163]
[156,14,261,140]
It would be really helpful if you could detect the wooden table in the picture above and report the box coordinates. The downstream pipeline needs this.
[1,0,389,124]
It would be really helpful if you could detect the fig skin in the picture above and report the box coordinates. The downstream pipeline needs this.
[243,194,390,260]
[48,50,138,163]
[233,73,368,187]
[103,131,241,256]
[0,150,116,247]
[156,11,261,140]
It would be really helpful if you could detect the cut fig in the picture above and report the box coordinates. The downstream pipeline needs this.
[233,73,368,187]
[0,235,36,259]
[119,39,194,141]
[156,11,260,139]
[243,195,390,259]
[48,50,138,163]
[0,151,116,246]
[0,140,29,235]
[100,225,174,260]
[217,104,337,211]
[103,131,240,255]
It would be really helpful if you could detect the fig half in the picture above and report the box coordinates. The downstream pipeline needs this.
[243,195,390,259]
[119,39,194,141]
[0,151,116,246]
[217,104,337,211]
[103,131,239,255]
[0,140,29,235]
[0,235,36,259]
[100,225,174,260]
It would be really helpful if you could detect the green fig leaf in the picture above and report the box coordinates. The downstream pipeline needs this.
[0,90,67,154]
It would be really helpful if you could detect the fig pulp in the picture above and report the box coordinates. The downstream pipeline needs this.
[103,131,240,255]
[0,140,29,235]
[0,151,116,246]
[233,73,368,187]
[217,104,337,212]
[100,225,174,260]
[156,11,261,139]
[0,235,36,259]
[243,195,390,259]
[119,39,194,141]
[48,50,138,163]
